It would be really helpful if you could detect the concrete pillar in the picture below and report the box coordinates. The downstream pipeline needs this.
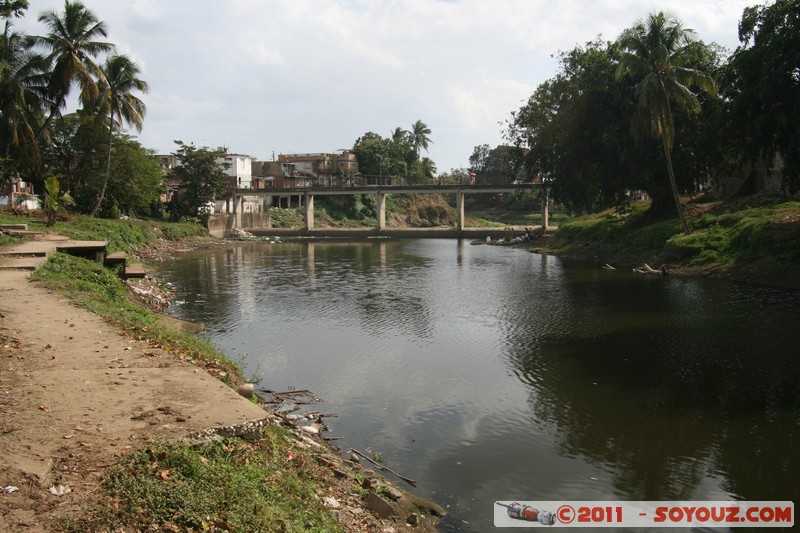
[376,193,386,231]
[305,193,314,231]
[456,191,465,231]
[232,192,242,229]
[541,188,549,231]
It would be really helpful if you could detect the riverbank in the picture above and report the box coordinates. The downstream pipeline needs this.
[0,223,443,531]
[531,193,800,290]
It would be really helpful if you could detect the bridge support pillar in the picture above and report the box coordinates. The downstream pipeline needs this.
[376,193,386,231]
[305,193,314,231]
[231,192,242,229]
[541,188,549,230]
[456,191,465,231]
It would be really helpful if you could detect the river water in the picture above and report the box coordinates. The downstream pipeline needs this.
[154,239,800,531]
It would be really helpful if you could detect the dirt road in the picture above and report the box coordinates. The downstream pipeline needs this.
[0,240,268,531]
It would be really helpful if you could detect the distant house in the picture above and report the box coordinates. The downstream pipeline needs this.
[277,151,359,187]
[251,161,315,189]
[217,151,253,189]
[0,178,40,209]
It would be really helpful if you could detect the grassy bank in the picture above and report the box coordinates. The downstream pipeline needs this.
[541,194,800,287]
[68,428,341,531]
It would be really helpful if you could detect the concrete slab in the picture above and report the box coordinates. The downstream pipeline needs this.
[0,256,48,270]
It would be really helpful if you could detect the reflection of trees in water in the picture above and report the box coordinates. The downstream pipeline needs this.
[496,264,800,500]
[172,240,437,340]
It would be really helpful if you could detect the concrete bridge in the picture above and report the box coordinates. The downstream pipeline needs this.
[220,183,547,237]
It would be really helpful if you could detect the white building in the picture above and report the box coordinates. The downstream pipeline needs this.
[217,151,253,189]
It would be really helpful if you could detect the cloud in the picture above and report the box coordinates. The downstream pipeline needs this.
[16,0,750,170]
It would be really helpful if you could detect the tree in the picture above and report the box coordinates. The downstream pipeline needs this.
[0,1,29,20]
[42,111,104,204]
[410,119,432,157]
[103,134,163,217]
[42,175,74,226]
[508,40,641,213]
[616,12,716,234]
[87,53,148,216]
[409,156,437,184]
[390,126,409,145]
[169,141,228,221]
[30,0,114,138]
[352,132,407,178]
[468,144,491,175]
[724,0,800,194]
[0,26,48,183]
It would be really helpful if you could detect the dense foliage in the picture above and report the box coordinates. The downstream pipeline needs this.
[352,120,436,184]
[502,1,798,227]
[168,141,228,222]
[1,0,157,218]
[723,0,800,194]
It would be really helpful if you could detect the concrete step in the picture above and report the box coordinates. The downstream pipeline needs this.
[124,263,146,279]
[0,223,28,230]
[56,240,108,263]
[104,251,127,267]
[0,256,48,271]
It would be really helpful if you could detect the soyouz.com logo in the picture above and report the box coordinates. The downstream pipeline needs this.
[494,501,794,528]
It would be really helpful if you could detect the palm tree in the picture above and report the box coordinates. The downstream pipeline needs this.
[420,157,437,181]
[88,53,147,216]
[410,119,432,157]
[391,126,408,145]
[0,27,48,167]
[30,0,114,139]
[616,12,716,235]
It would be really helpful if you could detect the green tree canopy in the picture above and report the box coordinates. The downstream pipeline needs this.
[469,144,525,185]
[86,53,148,215]
[616,11,717,233]
[0,24,48,180]
[29,0,114,138]
[169,141,228,221]
[352,131,407,178]
[410,119,432,156]
[724,0,800,194]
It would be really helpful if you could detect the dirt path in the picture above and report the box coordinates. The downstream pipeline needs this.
[0,244,268,531]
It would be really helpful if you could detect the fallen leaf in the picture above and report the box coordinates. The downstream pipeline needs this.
[158,469,172,480]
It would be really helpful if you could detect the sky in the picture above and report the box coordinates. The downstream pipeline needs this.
[16,0,754,173]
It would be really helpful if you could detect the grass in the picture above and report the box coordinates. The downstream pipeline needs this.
[547,196,800,272]
[69,427,341,532]
[0,210,207,252]
[664,200,800,266]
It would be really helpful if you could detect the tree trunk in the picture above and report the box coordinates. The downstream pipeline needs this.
[661,127,692,235]
[91,112,114,217]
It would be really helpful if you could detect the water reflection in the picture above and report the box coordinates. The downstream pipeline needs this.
[155,240,800,530]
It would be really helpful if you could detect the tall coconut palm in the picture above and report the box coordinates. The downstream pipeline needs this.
[616,12,716,235]
[410,119,432,157]
[0,27,49,173]
[391,126,409,145]
[88,53,147,216]
[30,0,114,139]
[419,156,437,181]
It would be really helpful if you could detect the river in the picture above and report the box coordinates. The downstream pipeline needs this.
[154,239,800,531]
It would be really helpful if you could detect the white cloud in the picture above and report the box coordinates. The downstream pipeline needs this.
[16,0,749,170]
